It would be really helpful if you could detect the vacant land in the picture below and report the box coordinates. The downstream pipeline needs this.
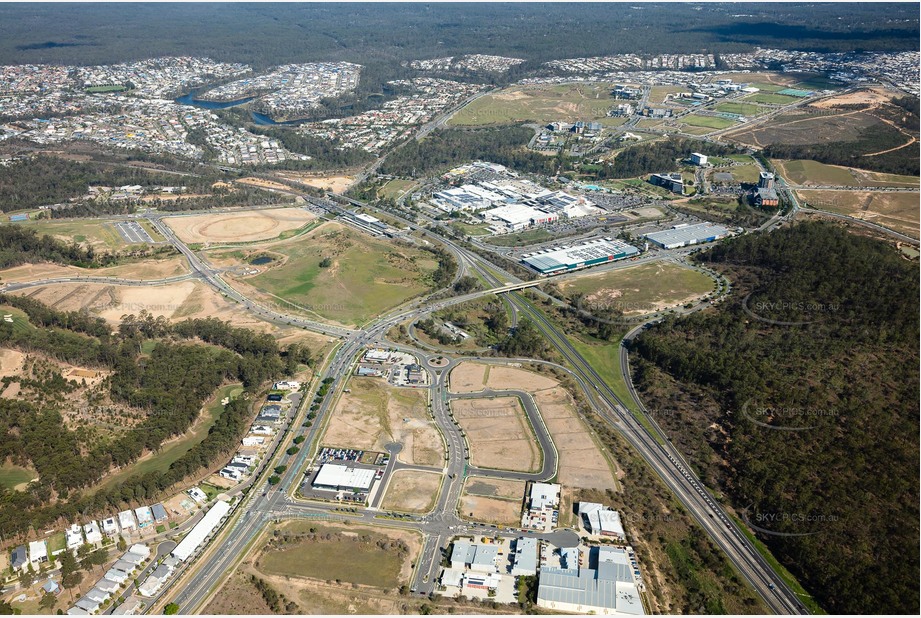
[681,115,735,130]
[459,479,526,526]
[797,189,920,239]
[164,208,316,244]
[323,377,443,467]
[13,219,136,251]
[449,83,616,126]
[485,365,558,392]
[0,461,38,491]
[274,172,354,194]
[745,92,800,106]
[811,87,897,109]
[775,159,920,188]
[713,102,768,117]
[648,85,685,104]
[258,521,419,588]
[381,470,442,513]
[723,108,884,148]
[558,261,715,316]
[448,362,489,393]
[452,396,539,473]
[217,222,437,326]
[202,570,282,615]
[486,227,554,247]
[378,179,416,200]
[0,254,189,283]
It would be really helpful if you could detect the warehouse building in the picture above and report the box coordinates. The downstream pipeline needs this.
[690,152,708,166]
[483,203,558,232]
[312,463,376,492]
[537,547,644,615]
[579,503,626,539]
[522,238,640,275]
[649,172,684,194]
[644,223,729,249]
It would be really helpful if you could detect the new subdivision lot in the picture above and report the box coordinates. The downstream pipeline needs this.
[774,159,921,188]
[459,477,526,526]
[380,469,442,513]
[450,396,540,473]
[322,377,443,467]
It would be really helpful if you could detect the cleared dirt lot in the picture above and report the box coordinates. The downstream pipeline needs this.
[164,207,315,243]
[0,348,25,380]
[534,385,618,492]
[449,362,490,393]
[485,365,558,392]
[323,377,443,467]
[275,172,355,194]
[451,396,540,473]
[459,493,523,527]
[0,255,190,283]
[381,470,442,513]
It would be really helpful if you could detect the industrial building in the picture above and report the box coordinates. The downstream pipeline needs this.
[579,503,626,539]
[172,500,231,562]
[537,547,644,615]
[522,482,561,531]
[522,238,640,275]
[312,463,376,492]
[512,537,539,576]
[644,223,729,249]
[483,203,558,232]
[450,540,500,573]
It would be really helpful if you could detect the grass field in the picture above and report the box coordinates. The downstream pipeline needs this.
[450,221,492,236]
[378,179,416,200]
[259,523,414,588]
[681,115,736,130]
[486,227,554,247]
[14,219,133,250]
[449,82,616,126]
[775,159,920,188]
[0,305,35,335]
[559,261,715,316]
[0,462,38,491]
[648,85,685,104]
[713,102,767,117]
[231,222,438,326]
[726,163,763,184]
[747,81,787,93]
[682,197,741,216]
[745,92,800,106]
[94,383,243,492]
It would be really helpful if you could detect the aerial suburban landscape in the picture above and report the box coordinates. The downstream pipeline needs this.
[0,2,917,617]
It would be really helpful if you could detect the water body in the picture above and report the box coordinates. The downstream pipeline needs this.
[250,256,273,266]
[251,111,303,126]
[174,91,254,109]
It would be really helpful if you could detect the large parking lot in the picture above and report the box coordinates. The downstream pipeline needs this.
[116,221,156,244]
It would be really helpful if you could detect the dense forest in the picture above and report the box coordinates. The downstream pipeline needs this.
[379,126,556,178]
[628,221,919,614]
[0,301,308,539]
[0,224,118,268]
[0,4,916,68]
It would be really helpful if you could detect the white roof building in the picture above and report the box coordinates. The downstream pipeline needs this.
[118,509,137,531]
[134,506,154,527]
[242,436,265,446]
[580,503,626,538]
[66,524,84,550]
[530,483,561,511]
[83,521,103,545]
[312,464,376,491]
[105,568,128,584]
[128,544,150,559]
[28,540,48,564]
[172,500,231,562]
[101,517,120,536]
